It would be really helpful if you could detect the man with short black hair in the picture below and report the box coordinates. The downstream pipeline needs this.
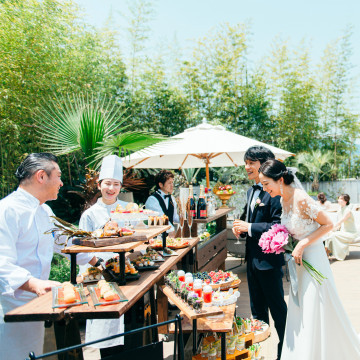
[0,153,97,359]
[232,146,287,360]
[145,170,179,234]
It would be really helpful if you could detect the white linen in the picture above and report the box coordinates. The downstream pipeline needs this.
[281,196,360,359]
[79,198,128,348]
[145,190,179,232]
[0,188,93,359]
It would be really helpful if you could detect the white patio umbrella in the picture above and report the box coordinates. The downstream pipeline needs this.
[122,119,294,187]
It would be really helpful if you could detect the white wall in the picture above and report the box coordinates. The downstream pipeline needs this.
[302,180,360,203]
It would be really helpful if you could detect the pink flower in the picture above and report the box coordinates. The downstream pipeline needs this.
[259,233,273,253]
[256,199,261,204]
[258,224,290,254]
[269,231,289,254]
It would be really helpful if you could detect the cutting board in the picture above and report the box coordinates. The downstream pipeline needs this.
[72,233,147,247]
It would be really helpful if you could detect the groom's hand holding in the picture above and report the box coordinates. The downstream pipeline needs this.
[232,220,250,236]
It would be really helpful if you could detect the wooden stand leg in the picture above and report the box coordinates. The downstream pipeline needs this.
[118,252,126,285]
[54,319,83,360]
[221,332,226,360]
[70,254,77,285]
[156,279,168,334]
[149,286,158,342]
[192,319,197,354]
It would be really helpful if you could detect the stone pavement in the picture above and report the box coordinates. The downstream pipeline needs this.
[82,245,360,359]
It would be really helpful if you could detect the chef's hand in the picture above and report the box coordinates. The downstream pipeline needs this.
[20,278,61,297]
[233,220,250,234]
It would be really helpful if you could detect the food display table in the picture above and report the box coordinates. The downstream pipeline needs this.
[62,225,171,285]
[182,208,235,272]
[5,237,199,359]
[161,283,249,360]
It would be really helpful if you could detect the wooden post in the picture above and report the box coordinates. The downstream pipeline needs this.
[206,161,210,188]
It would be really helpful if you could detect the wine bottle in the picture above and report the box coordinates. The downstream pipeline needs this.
[197,185,207,219]
[188,185,196,219]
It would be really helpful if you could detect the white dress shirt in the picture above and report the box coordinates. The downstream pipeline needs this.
[145,190,179,232]
[0,188,93,359]
[248,183,262,237]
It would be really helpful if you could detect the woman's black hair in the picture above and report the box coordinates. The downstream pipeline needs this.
[15,153,58,184]
[317,192,327,204]
[339,194,350,206]
[259,159,295,185]
[244,146,275,165]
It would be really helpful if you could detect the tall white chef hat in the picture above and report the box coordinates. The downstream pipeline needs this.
[98,155,123,183]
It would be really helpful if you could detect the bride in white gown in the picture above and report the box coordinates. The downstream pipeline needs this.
[259,159,360,360]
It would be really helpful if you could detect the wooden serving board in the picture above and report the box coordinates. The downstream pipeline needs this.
[161,285,223,320]
[169,304,236,334]
[72,232,147,247]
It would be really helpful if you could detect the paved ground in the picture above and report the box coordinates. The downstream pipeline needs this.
[81,245,360,359]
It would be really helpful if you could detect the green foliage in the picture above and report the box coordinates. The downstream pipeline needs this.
[49,253,78,283]
[0,0,126,196]
[1,0,359,204]
[296,150,336,191]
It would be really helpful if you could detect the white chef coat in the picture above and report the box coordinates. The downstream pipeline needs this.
[0,187,93,360]
[145,190,179,232]
[79,198,128,348]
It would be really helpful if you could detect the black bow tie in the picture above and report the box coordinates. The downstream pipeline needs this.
[164,194,171,199]
[252,184,262,191]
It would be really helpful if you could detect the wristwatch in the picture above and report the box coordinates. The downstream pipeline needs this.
[94,258,104,267]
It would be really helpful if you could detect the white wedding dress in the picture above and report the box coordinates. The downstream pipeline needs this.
[281,198,360,360]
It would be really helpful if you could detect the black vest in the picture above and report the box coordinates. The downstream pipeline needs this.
[152,191,175,226]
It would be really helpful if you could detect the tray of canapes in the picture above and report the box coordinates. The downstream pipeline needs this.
[149,237,190,249]
[193,270,238,290]
[211,287,240,306]
[52,282,88,308]
[139,248,165,262]
[131,254,160,271]
[148,214,169,226]
[103,257,140,282]
[163,272,223,319]
[87,280,127,306]
[111,203,159,221]
[81,266,104,283]
[72,220,146,247]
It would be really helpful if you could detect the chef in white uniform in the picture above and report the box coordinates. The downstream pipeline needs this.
[0,153,97,360]
[79,154,127,357]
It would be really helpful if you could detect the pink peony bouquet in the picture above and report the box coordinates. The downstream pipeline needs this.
[259,224,327,285]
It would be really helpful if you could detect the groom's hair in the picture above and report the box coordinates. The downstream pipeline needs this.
[244,146,275,164]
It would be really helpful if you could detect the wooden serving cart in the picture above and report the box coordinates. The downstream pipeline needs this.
[5,230,199,360]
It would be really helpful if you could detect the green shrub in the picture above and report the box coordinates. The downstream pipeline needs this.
[49,253,79,283]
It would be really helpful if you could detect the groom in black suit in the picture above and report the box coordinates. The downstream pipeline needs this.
[233,146,287,360]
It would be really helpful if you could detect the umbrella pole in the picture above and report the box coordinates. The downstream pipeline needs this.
[206,161,210,188]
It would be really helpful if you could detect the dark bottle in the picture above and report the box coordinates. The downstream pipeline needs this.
[188,185,196,219]
[197,185,207,219]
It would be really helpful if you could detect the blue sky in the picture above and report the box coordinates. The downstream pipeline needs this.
[75,0,360,66]
[75,0,360,114]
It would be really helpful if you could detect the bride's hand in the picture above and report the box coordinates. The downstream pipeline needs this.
[292,240,306,266]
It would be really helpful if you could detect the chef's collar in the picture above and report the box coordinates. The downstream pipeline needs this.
[98,198,118,208]
[17,187,40,208]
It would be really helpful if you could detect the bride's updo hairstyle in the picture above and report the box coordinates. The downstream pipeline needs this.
[259,159,295,185]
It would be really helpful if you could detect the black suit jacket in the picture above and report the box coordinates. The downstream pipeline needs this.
[244,188,284,270]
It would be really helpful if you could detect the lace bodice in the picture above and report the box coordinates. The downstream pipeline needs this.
[281,198,320,240]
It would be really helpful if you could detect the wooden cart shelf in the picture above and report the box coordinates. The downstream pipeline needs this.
[192,208,235,272]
